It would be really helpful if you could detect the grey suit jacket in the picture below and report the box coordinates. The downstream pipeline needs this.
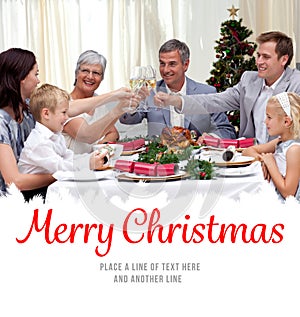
[182,67,300,138]
[120,77,236,138]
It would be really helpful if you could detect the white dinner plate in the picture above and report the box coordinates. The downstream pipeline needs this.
[216,167,256,177]
[53,169,114,181]
[117,170,188,182]
[216,161,260,177]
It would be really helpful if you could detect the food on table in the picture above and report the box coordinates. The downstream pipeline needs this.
[160,126,198,150]
[185,158,215,180]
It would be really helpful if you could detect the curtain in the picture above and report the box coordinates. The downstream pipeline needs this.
[240,0,296,67]
[0,0,298,93]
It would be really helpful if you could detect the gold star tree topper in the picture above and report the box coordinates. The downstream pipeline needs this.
[227,5,239,20]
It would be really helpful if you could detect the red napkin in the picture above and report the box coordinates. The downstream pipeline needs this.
[133,162,157,176]
[114,160,134,173]
[156,163,178,176]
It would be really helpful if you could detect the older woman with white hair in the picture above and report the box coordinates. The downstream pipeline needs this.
[63,50,121,154]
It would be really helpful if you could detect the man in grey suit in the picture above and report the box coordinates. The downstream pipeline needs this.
[120,39,236,139]
[154,32,300,144]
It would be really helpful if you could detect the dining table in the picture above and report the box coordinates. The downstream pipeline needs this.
[46,150,267,226]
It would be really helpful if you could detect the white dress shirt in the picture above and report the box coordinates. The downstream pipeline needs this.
[166,80,187,127]
[253,72,284,144]
[18,122,90,174]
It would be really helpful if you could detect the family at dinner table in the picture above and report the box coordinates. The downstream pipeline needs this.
[0,30,299,202]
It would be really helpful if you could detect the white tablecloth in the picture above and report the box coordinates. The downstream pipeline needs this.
[47,158,266,223]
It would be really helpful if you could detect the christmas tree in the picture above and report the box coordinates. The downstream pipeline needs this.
[206,6,257,132]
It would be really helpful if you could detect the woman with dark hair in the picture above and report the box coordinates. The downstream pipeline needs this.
[0,48,140,200]
[0,48,54,199]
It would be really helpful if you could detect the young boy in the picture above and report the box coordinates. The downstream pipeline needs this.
[18,84,108,175]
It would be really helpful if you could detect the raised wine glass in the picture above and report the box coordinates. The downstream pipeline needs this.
[136,65,156,112]
[123,66,144,112]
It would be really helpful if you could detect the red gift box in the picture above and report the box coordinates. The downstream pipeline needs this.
[117,141,134,151]
[219,139,239,148]
[156,163,179,176]
[203,135,220,147]
[117,138,145,151]
[133,162,157,176]
[114,160,134,173]
[133,138,145,149]
[203,135,255,149]
[238,138,255,148]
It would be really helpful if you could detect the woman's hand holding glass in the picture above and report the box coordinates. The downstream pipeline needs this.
[111,87,133,100]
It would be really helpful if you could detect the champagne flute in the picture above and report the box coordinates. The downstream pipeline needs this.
[123,66,144,112]
[137,65,156,112]
[129,66,144,93]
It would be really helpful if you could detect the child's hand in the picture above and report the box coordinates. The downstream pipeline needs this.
[260,153,276,182]
[89,149,109,170]
[261,161,271,181]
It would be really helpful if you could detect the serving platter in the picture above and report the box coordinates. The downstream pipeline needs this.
[117,170,189,182]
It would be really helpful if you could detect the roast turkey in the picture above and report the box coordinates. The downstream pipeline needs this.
[160,126,198,150]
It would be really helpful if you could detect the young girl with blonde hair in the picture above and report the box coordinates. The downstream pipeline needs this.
[243,92,300,201]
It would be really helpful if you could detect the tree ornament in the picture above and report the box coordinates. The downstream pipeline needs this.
[227,5,239,20]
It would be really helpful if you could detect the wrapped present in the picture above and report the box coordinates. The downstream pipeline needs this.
[156,163,179,176]
[133,138,145,149]
[238,138,255,148]
[203,135,220,147]
[219,139,239,148]
[117,141,134,151]
[133,162,157,176]
[114,160,134,173]
[203,135,255,148]
[117,138,145,151]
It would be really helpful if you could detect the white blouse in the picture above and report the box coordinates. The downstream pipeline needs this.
[273,139,300,201]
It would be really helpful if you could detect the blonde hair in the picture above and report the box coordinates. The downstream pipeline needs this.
[268,92,300,138]
[30,84,70,122]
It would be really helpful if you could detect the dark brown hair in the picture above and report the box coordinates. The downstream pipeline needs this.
[256,31,294,68]
[0,48,37,121]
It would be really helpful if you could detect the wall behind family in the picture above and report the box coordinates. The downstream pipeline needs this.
[0,0,298,94]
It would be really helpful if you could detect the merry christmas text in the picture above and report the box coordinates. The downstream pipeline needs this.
[16,208,284,257]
